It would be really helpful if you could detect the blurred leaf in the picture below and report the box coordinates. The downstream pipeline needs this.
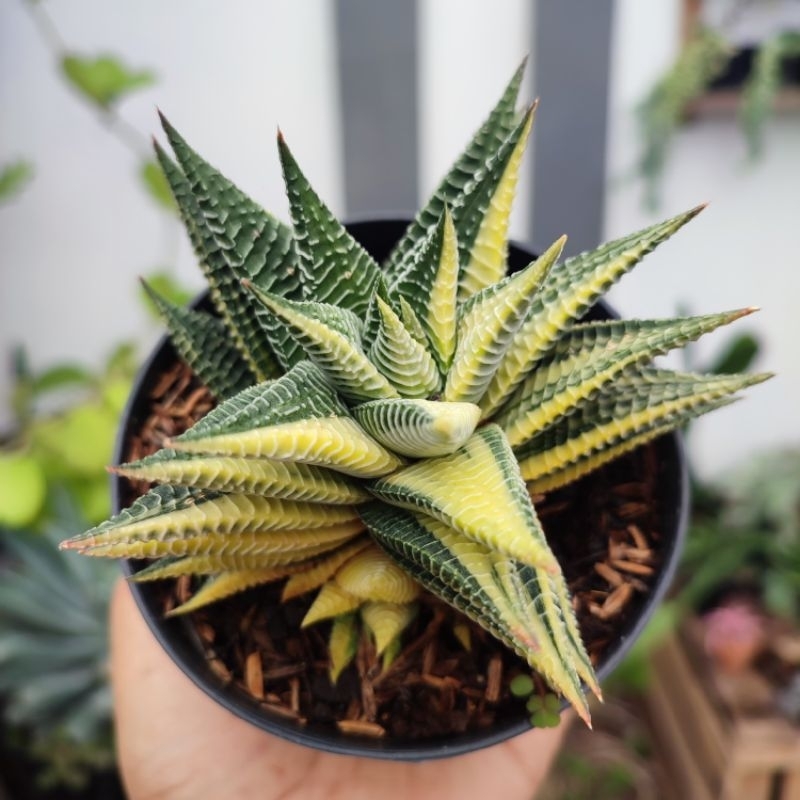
[31,364,93,396]
[0,160,34,203]
[61,54,155,108]
[31,405,117,477]
[139,270,194,317]
[763,569,797,620]
[740,33,800,160]
[101,376,132,416]
[604,602,682,693]
[70,477,112,525]
[706,332,760,375]
[637,30,731,208]
[0,451,47,528]
[140,159,176,210]
[104,341,137,378]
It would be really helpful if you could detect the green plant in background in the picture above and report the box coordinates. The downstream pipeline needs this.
[0,493,116,791]
[637,29,732,209]
[637,22,800,207]
[0,345,136,791]
[682,448,800,621]
[62,63,769,728]
[0,343,136,529]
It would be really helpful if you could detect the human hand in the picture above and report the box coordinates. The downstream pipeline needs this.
[111,579,567,800]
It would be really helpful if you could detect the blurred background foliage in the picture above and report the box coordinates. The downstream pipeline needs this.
[638,16,800,208]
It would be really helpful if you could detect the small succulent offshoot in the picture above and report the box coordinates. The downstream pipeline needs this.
[62,61,770,728]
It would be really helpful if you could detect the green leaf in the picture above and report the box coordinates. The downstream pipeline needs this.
[498,308,756,448]
[140,280,256,399]
[277,132,382,315]
[370,425,558,572]
[481,206,707,417]
[139,270,193,312]
[245,286,398,403]
[509,674,534,697]
[140,160,177,210]
[31,364,93,396]
[0,160,34,202]
[382,58,527,282]
[61,54,155,108]
[0,452,47,528]
[155,126,299,377]
[706,332,760,375]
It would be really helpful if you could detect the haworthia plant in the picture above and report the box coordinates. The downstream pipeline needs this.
[62,61,770,728]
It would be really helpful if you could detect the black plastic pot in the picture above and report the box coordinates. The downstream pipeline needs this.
[115,219,689,760]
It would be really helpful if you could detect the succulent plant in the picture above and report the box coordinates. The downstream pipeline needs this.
[61,62,769,726]
[0,494,116,789]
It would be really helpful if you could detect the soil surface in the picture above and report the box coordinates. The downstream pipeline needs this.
[121,360,668,742]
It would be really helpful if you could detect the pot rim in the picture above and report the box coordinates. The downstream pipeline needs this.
[114,217,689,761]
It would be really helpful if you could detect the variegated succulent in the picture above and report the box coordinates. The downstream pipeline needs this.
[61,62,769,726]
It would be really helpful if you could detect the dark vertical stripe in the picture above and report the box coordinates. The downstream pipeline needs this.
[335,0,419,217]
[530,0,614,255]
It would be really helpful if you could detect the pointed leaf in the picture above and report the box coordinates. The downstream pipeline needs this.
[518,369,772,489]
[481,206,706,416]
[114,449,370,505]
[167,568,287,616]
[140,280,256,399]
[353,398,480,458]
[302,582,362,627]
[63,484,362,558]
[458,105,535,299]
[445,236,564,405]
[278,132,382,314]
[367,297,442,398]
[329,613,359,682]
[370,425,558,572]
[156,124,302,375]
[498,308,756,448]
[334,545,421,603]
[361,503,593,723]
[244,284,398,402]
[383,58,527,281]
[171,362,404,478]
[361,601,417,655]
[391,207,459,373]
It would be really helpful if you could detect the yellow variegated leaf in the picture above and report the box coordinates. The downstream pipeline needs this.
[445,236,565,405]
[113,450,371,505]
[281,536,371,600]
[329,613,359,683]
[172,417,403,479]
[459,106,535,300]
[517,370,771,487]
[302,582,362,627]
[360,601,417,655]
[370,425,558,572]
[498,308,755,447]
[392,207,460,373]
[79,520,363,560]
[368,297,442,398]
[245,282,398,402]
[66,492,361,554]
[166,568,285,617]
[353,398,481,458]
[481,206,707,416]
[334,545,421,603]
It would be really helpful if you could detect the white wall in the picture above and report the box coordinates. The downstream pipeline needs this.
[605,0,799,477]
[0,0,342,428]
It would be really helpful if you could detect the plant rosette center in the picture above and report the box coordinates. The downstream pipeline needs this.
[62,60,769,744]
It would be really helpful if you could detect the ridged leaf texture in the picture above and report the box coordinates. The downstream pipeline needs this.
[62,63,770,727]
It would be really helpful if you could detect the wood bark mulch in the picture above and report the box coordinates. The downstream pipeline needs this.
[120,359,668,742]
